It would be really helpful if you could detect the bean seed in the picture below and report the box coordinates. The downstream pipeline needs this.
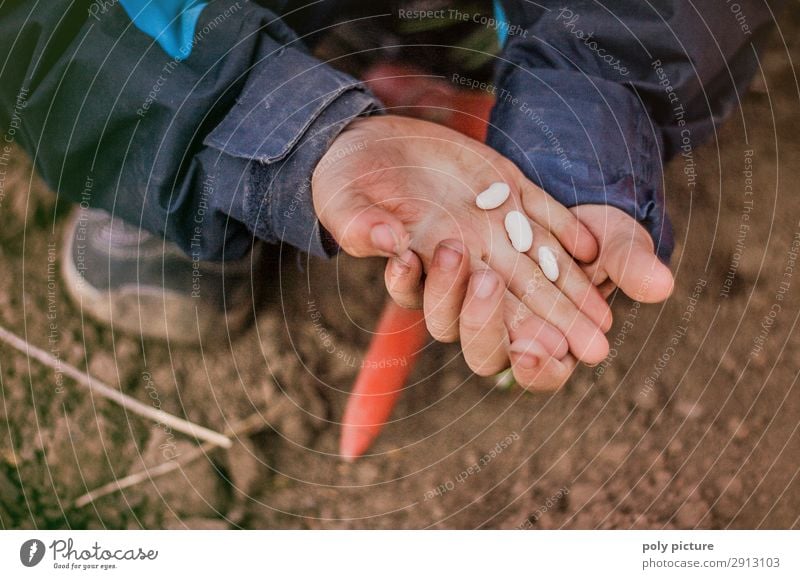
[475,182,510,210]
[538,246,559,282]
[504,210,533,253]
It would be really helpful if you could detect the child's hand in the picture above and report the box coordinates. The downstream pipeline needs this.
[385,246,580,391]
[312,115,612,365]
[570,205,674,303]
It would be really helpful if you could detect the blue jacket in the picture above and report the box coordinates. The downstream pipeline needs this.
[0,0,777,261]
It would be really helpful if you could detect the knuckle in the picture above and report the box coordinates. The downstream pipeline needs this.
[387,276,417,299]
[342,240,370,258]
[459,315,492,335]
[390,292,422,310]
[516,373,562,393]
[426,317,459,343]
[401,296,424,309]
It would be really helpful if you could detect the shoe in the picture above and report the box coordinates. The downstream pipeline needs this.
[61,208,263,345]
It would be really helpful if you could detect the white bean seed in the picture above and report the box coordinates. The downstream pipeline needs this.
[504,210,533,253]
[475,182,511,210]
[538,246,560,282]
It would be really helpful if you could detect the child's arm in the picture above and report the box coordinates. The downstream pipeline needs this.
[0,0,378,262]
[488,0,777,299]
[0,1,608,385]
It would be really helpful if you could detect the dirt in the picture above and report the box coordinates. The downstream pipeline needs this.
[1,11,799,530]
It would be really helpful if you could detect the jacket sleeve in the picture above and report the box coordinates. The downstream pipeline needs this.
[489,0,777,261]
[0,0,380,260]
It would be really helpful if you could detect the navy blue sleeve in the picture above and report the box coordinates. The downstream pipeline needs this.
[490,0,778,261]
[0,0,379,260]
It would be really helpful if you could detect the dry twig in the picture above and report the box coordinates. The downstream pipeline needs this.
[0,324,232,448]
[73,404,285,508]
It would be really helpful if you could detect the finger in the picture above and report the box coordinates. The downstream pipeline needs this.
[580,262,609,287]
[316,194,410,258]
[603,232,674,304]
[508,338,577,392]
[459,270,509,376]
[500,294,568,386]
[385,250,424,309]
[423,240,470,343]
[487,236,610,365]
[528,223,613,332]
[504,297,568,359]
[517,177,598,263]
[570,204,673,303]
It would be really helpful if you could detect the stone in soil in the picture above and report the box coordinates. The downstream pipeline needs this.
[675,499,710,528]
[88,351,118,385]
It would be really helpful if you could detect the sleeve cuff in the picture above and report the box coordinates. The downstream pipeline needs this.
[203,45,380,257]
[247,89,378,257]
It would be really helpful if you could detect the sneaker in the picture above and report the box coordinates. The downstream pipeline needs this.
[61,208,264,345]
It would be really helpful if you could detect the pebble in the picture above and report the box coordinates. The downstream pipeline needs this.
[573,513,595,529]
[633,385,659,410]
[504,210,533,253]
[113,337,139,363]
[550,454,574,479]
[355,462,381,484]
[599,442,631,465]
[675,399,704,420]
[475,182,511,209]
[713,477,744,520]
[568,482,599,507]
[651,470,673,494]
[675,499,709,528]
[668,439,684,455]
[714,494,741,520]
[538,246,560,282]
[717,474,744,496]
[88,351,118,385]
[727,417,749,440]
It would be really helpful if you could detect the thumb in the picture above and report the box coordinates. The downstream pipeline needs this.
[321,199,410,259]
[603,230,674,303]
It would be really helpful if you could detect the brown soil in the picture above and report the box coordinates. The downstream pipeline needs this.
[1,10,798,530]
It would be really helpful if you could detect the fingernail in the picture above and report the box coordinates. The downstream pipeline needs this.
[509,339,541,369]
[512,352,539,370]
[434,241,463,271]
[600,310,613,333]
[391,255,411,276]
[471,270,498,299]
[370,224,400,256]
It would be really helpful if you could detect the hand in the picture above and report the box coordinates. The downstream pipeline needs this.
[385,246,580,391]
[570,205,674,303]
[382,204,674,390]
[312,115,612,365]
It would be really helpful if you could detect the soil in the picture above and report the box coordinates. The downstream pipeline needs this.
[1,10,798,530]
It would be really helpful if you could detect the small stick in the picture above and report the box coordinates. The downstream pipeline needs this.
[0,324,231,449]
[73,407,281,508]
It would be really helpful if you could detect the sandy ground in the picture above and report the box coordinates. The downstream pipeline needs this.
[1,10,799,530]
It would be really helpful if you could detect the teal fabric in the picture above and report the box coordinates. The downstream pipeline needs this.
[119,0,209,59]
[492,1,508,46]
